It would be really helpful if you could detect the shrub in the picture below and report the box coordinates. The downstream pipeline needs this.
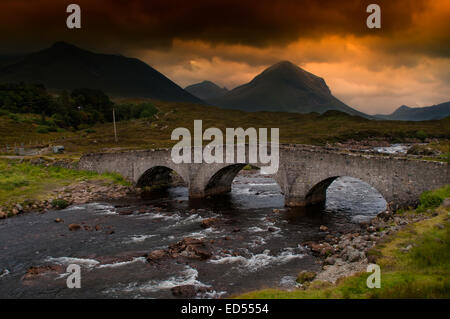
[0,109,10,116]
[8,113,19,122]
[416,185,450,212]
[51,199,69,210]
[36,125,57,133]
[419,191,442,208]
[416,130,428,141]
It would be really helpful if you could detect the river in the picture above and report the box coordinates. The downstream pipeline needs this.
[0,170,386,298]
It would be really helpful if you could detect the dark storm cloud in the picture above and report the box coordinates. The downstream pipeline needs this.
[0,0,435,52]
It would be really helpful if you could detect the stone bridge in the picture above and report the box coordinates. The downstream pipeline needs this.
[78,144,449,209]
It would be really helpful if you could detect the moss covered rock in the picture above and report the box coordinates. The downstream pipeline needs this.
[296,271,316,284]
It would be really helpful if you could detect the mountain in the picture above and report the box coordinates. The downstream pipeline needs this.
[0,41,203,103]
[185,80,229,100]
[375,102,450,121]
[207,61,366,116]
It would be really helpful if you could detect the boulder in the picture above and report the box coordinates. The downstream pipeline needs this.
[341,246,363,262]
[168,237,212,260]
[146,249,167,262]
[324,256,336,265]
[22,265,63,280]
[200,217,219,228]
[171,285,197,298]
[305,241,335,256]
[68,224,81,231]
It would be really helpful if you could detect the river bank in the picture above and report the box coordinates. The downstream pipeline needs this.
[238,185,450,298]
[0,158,135,219]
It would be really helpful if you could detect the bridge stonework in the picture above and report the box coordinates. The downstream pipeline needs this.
[78,145,449,210]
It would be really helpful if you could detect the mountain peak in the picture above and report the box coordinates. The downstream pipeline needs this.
[50,41,82,51]
[250,61,331,97]
[185,80,228,100]
[262,61,305,76]
[208,61,367,117]
[269,60,298,69]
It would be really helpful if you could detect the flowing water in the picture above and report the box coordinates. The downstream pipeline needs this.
[0,171,386,298]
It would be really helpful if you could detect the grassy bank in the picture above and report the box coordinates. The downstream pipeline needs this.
[238,186,450,299]
[0,159,128,212]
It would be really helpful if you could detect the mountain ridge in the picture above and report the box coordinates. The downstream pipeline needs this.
[0,41,204,104]
[185,80,229,100]
[375,102,450,121]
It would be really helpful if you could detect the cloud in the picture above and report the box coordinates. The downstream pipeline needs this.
[0,0,448,113]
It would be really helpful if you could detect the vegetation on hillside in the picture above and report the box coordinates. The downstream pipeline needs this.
[237,185,450,299]
[1,97,449,156]
[0,83,157,130]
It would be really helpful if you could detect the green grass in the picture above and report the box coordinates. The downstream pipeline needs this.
[237,186,450,299]
[0,159,129,209]
[416,185,450,212]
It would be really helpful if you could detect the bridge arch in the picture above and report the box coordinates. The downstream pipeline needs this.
[292,175,388,210]
[192,163,285,198]
[204,164,247,196]
[136,165,187,189]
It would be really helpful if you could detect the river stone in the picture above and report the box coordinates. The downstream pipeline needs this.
[147,249,167,262]
[341,246,362,262]
[201,217,218,228]
[171,285,197,298]
[168,237,212,260]
[324,256,336,265]
[68,224,81,231]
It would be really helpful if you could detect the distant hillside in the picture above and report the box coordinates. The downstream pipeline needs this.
[185,80,228,100]
[0,55,23,68]
[375,102,450,121]
[207,61,367,117]
[0,42,203,104]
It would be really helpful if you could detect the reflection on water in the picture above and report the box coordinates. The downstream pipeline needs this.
[0,171,386,298]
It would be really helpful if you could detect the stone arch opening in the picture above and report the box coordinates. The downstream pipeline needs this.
[203,164,283,199]
[305,176,339,206]
[305,176,387,214]
[204,164,247,196]
[136,166,186,190]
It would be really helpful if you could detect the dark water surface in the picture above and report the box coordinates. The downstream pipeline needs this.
[0,171,386,298]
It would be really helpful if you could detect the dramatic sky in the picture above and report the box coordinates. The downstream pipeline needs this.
[1,0,449,114]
